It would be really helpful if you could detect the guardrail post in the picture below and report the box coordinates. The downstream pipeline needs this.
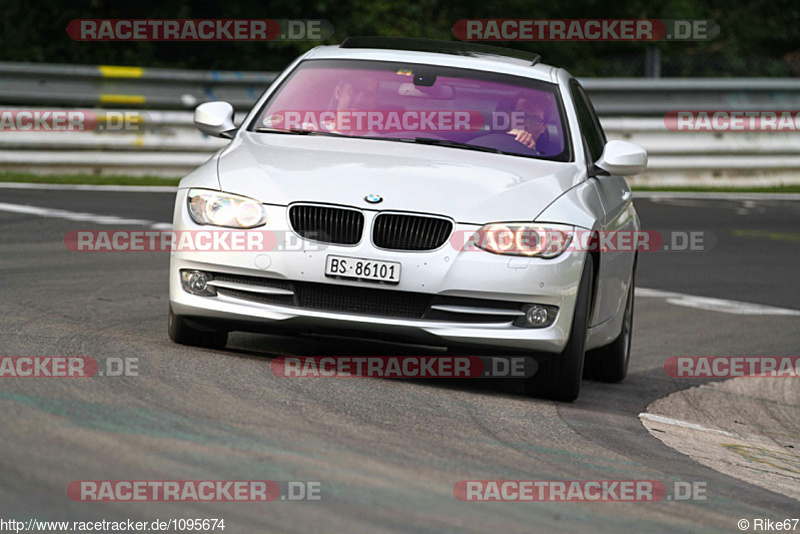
[645,47,661,78]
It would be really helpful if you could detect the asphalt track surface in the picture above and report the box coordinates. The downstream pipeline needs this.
[0,188,798,533]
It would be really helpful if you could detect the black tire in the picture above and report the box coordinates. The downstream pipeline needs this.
[168,306,228,349]
[523,254,594,402]
[585,261,636,383]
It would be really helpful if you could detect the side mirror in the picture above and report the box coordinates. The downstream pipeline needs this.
[595,140,647,176]
[194,101,236,139]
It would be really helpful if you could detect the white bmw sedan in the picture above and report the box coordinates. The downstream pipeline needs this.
[168,37,647,401]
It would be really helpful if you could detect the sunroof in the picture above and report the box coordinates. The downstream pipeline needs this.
[339,37,541,66]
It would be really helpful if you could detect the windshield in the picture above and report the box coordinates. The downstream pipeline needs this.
[251,59,571,161]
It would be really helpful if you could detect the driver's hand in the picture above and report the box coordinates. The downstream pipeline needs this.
[507,129,537,149]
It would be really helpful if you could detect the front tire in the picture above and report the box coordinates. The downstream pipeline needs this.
[523,254,594,402]
[168,305,228,349]
[585,262,635,383]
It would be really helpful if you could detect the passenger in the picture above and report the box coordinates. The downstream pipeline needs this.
[506,96,555,154]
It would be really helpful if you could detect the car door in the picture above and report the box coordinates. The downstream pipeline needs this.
[570,80,637,327]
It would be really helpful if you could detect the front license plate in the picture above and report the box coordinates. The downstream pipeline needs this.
[325,255,401,284]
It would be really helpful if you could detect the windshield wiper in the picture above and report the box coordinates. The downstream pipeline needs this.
[253,130,511,155]
[253,128,347,137]
[400,137,507,155]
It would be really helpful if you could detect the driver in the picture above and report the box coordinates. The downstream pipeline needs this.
[331,75,379,112]
[320,75,380,133]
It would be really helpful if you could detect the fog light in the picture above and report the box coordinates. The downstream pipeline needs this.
[189,272,207,291]
[180,270,216,296]
[515,304,558,328]
[526,305,549,326]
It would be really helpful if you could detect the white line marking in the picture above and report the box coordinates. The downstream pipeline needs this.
[0,182,177,192]
[637,287,800,316]
[634,191,800,201]
[636,288,682,298]
[639,413,739,437]
[0,202,171,229]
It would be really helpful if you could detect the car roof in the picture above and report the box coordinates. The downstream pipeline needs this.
[304,42,561,84]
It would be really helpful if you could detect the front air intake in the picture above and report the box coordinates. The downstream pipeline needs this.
[372,213,453,251]
[288,204,364,245]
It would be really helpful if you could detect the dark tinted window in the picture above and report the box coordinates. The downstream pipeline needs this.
[570,81,606,163]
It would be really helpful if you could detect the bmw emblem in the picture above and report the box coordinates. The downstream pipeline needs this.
[364,194,383,204]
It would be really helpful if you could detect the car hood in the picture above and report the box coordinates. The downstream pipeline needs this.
[217,132,580,224]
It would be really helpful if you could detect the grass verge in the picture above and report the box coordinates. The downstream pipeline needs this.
[0,173,798,193]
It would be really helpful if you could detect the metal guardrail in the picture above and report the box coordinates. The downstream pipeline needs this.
[583,79,800,115]
[1,110,797,186]
[0,111,795,155]
[1,62,799,186]
[0,62,276,110]
[2,61,799,114]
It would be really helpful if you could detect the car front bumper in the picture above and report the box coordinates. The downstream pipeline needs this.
[168,189,587,354]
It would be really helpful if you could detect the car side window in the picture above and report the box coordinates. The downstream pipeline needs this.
[569,81,606,164]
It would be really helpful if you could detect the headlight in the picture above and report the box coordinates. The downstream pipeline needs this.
[187,189,267,228]
[474,223,573,258]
